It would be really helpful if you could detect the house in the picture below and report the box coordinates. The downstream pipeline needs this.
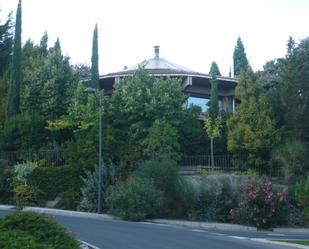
[99,46,237,115]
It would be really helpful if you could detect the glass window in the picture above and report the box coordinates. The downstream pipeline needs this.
[187,97,209,112]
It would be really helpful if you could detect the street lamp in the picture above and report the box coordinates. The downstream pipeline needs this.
[84,87,104,214]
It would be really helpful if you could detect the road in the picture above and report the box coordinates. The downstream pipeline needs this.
[0,210,308,249]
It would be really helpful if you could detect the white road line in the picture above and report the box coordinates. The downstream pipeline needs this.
[210,232,226,236]
[229,236,249,240]
[139,222,153,225]
[191,229,206,233]
[267,233,285,236]
[79,240,100,249]
[154,223,170,227]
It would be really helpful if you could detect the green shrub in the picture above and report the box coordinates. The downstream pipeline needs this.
[272,140,309,183]
[136,159,195,218]
[0,230,51,249]
[78,166,100,212]
[191,176,237,222]
[0,212,80,249]
[106,177,161,221]
[13,161,38,184]
[0,169,13,203]
[28,165,89,210]
[295,176,309,221]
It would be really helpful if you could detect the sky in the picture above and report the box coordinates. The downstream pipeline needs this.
[1,0,309,76]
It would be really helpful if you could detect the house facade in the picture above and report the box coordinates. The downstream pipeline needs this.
[99,46,237,115]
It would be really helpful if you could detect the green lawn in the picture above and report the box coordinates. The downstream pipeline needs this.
[277,240,309,246]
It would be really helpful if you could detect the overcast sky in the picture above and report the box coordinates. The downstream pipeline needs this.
[1,0,309,76]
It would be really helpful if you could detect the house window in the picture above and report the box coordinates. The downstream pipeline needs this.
[187,96,209,112]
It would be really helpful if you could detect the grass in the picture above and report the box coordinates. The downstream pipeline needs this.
[277,240,309,246]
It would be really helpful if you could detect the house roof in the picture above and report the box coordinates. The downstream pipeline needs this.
[99,46,237,84]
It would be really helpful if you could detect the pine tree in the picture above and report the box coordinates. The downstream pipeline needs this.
[91,24,99,88]
[233,37,249,76]
[209,61,221,76]
[6,0,22,118]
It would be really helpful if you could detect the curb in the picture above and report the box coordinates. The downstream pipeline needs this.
[0,204,113,220]
[251,239,309,249]
[148,219,257,231]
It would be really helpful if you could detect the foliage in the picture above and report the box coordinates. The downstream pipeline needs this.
[106,176,161,221]
[106,68,188,173]
[295,177,309,221]
[142,120,180,161]
[204,117,222,140]
[6,0,22,118]
[78,165,100,212]
[274,38,309,141]
[191,176,238,222]
[0,13,13,76]
[233,37,249,76]
[0,112,48,151]
[13,161,37,184]
[28,165,88,209]
[91,24,99,88]
[272,140,309,183]
[209,61,221,76]
[227,68,279,167]
[0,212,80,249]
[136,159,195,218]
[0,169,13,203]
[230,179,288,229]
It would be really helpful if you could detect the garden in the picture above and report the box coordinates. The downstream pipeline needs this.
[0,2,308,231]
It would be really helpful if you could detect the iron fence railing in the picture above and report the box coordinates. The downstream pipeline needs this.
[0,150,66,168]
[179,154,283,177]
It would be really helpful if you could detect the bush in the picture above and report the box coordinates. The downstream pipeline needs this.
[106,177,161,221]
[295,176,309,222]
[191,176,238,222]
[0,169,13,203]
[28,165,89,210]
[0,212,80,249]
[136,159,195,218]
[230,179,288,229]
[13,161,38,184]
[272,140,309,183]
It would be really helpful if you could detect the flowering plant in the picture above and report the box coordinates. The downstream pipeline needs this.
[230,179,287,229]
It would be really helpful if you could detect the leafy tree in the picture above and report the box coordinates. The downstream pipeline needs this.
[6,0,22,118]
[105,68,187,173]
[233,37,249,76]
[227,68,279,167]
[275,37,309,141]
[73,63,91,81]
[142,120,180,161]
[91,24,99,88]
[204,117,222,170]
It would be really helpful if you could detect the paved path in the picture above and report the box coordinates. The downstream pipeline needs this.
[0,209,308,249]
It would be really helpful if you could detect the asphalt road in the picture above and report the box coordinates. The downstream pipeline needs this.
[0,210,308,249]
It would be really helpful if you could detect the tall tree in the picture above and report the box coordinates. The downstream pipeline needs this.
[6,0,22,118]
[233,37,249,76]
[209,61,221,76]
[208,61,220,118]
[227,68,279,167]
[0,13,13,122]
[91,24,99,88]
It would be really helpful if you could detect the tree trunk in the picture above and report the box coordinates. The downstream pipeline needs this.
[211,137,214,172]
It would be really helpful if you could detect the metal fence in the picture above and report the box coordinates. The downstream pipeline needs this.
[0,150,66,168]
[179,154,283,177]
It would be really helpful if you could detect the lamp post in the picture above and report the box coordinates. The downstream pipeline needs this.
[84,87,104,214]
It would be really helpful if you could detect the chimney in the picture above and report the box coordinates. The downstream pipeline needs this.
[154,46,160,58]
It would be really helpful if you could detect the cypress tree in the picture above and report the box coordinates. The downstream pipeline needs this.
[209,61,220,119]
[6,0,22,118]
[91,24,99,88]
[233,37,249,76]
